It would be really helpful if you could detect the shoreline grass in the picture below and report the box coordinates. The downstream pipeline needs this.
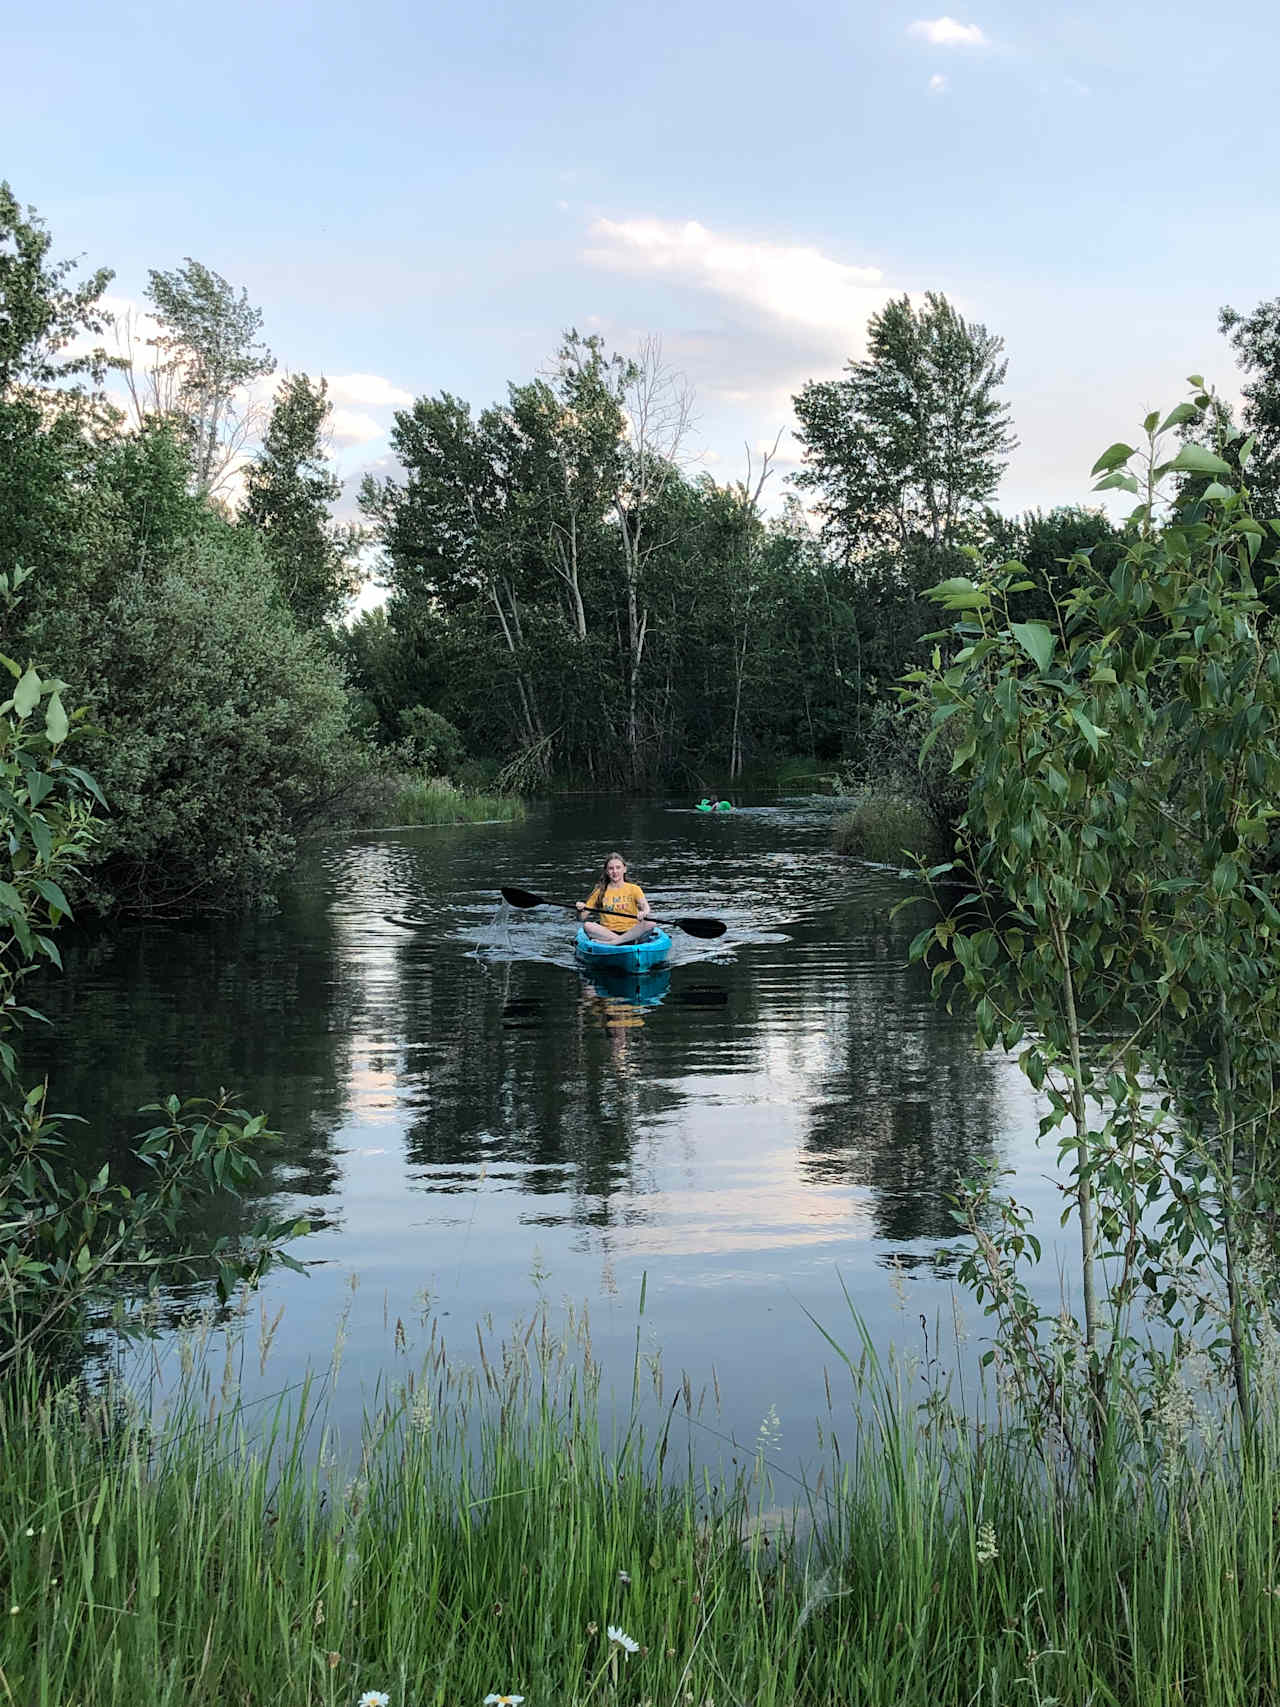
[6,1299,1280,1706]
[392,776,527,827]
[832,784,950,866]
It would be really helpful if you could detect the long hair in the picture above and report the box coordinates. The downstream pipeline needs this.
[587,851,628,910]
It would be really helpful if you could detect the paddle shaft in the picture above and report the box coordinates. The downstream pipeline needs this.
[500,886,725,939]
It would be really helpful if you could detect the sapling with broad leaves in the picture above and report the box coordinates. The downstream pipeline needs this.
[904,383,1280,1466]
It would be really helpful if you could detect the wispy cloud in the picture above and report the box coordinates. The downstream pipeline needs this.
[584,218,891,345]
[909,16,987,47]
[325,373,414,409]
[929,72,948,93]
[329,408,388,446]
[581,217,911,506]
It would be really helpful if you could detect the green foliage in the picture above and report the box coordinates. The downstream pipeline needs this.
[0,181,117,396]
[396,703,466,774]
[0,640,98,1087]
[392,776,526,825]
[832,788,948,865]
[11,1296,1280,1706]
[977,504,1125,624]
[12,423,359,914]
[240,372,361,627]
[0,638,307,1365]
[794,291,1016,558]
[1219,296,1280,517]
[71,527,354,913]
[904,385,1280,1454]
[142,257,275,495]
[353,348,865,785]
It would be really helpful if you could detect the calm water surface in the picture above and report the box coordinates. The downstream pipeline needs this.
[31,797,1072,1459]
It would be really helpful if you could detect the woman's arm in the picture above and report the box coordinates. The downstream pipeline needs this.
[635,888,652,921]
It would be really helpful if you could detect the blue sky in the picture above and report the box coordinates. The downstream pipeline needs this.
[6,0,1280,525]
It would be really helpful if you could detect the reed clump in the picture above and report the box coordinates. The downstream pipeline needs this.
[391,776,527,826]
[832,786,949,866]
[5,1294,1280,1707]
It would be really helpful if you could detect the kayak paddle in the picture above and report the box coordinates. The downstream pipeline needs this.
[500,885,727,940]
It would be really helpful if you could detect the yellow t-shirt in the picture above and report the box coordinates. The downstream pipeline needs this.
[587,881,646,934]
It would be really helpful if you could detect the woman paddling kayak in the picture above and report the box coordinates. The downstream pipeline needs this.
[576,851,656,944]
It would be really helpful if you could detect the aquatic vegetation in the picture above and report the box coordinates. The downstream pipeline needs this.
[6,1294,1280,1707]
[392,775,527,825]
[832,787,947,865]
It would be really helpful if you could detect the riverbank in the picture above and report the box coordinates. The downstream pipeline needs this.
[7,1307,1280,1707]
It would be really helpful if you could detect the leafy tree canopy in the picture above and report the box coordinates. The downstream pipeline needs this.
[793,291,1015,560]
[143,257,275,496]
[1219,296,1280,516]
[0,181,116,398]
[241,372,361,628]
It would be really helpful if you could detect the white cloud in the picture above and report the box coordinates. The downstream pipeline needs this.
[909,17,987,46]
[329,408,388,446]
[929,72,948,92]
[584,218,891,344]
[324,372,414,409]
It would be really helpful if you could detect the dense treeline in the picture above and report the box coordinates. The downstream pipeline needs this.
[346,302,1124,789]
[7,179,1280,913]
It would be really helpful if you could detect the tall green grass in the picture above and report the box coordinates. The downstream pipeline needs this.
[392,776,526,826]
[4,1297,1280,1705]
[832,785,949,865]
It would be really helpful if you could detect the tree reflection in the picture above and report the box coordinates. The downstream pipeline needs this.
[798,931,1008,1248]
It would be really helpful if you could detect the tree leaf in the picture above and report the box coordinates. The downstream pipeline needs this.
[1168,444,1233,476]
[13,668,40,718]
[35,878,72,916]
[927,577,988,610]
[1070,707,1106,753]
[1090,442,1135,476]
[1011,621,1054,672]
[1158,402,1201,433]
[44,692,68,746]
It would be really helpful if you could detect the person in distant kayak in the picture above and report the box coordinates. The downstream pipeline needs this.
[577,852,655,943]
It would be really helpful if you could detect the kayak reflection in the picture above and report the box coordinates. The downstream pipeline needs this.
[579,962,670,1013]
[578,964,671,1043]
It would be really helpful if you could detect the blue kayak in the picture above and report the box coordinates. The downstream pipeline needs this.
[575,925,671,970]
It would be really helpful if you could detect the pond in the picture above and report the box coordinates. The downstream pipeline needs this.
[28,796,1072,1463]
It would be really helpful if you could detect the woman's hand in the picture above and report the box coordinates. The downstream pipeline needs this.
[576,901,586,914]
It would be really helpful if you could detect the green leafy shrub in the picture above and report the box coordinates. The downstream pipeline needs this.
[1,602,308,1366]
[905,385,1280,1457]
[24,495,358,911]
[397,703,466,774]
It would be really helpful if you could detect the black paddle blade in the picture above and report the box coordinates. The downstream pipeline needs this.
[500,886,546,909]
[676,916,727,939]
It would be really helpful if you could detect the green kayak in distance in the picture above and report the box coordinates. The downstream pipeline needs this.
[695,798,733,813]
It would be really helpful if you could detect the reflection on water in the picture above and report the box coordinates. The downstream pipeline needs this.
[25,798,1068,1446]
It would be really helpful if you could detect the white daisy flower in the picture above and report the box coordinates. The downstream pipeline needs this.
[357,1692,391,1707]
[607,1625,640,1655]
[483,1696,525,1705]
